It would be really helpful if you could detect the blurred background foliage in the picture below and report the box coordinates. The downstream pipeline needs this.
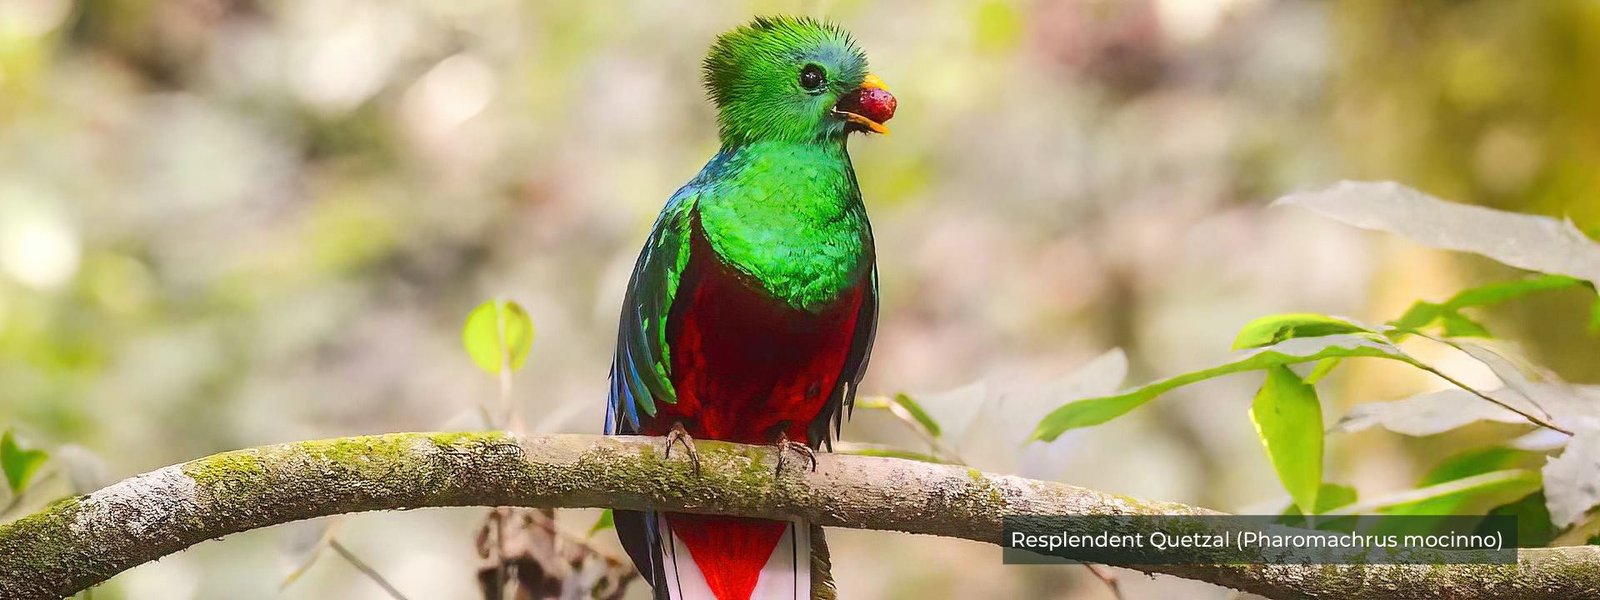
[0,0,1596,598]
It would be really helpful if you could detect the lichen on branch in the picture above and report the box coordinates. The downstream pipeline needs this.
[1,433,1597,600]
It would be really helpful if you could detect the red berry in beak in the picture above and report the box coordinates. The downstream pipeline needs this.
[832,75,897,135]
[856,87,897,126]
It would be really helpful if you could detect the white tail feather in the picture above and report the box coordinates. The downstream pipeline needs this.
[656,514,811,600]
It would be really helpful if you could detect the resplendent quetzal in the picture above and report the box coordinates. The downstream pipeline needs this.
[603,16,895,600]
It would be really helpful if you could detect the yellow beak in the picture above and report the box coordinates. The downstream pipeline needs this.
[860,73,890,92]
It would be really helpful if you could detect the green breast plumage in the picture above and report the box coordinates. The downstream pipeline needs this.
[695,141,871,311]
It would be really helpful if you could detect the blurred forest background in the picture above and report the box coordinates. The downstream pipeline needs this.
[2,0,1598,598]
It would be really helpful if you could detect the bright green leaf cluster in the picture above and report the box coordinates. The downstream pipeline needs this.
[1029,270,1593,514]
[1028,185,1600,544]
[1029,333,1414,442]
[461,300,536,374]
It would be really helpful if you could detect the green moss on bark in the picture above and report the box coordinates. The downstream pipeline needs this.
[0,496,86,590]
[182,450,266,487]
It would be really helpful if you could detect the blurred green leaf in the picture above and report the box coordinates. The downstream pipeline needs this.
[1280,483,1358,517]
[1304,358,1342,385]
[1370,469,1542,517]
[1314,483,1358,514]
[973,0,1023,53]
[1232,313,1373,350]
[1392,302,1444,332]
[1479,492,1556,547]
[1391,275,1585,337]
[1419,447,1536,487]
[1250,366,1323,516]
[891,393,942,438]
[462,300,535,374]
[1591,297,1600,333]
[1,430,48,496]
[1276,483,1359,532]
[588,509,614,538]
[1032,335,1419,441]
[1354,469,1542,537]
[1445,275,1585,308]
[1438,312,1492,337]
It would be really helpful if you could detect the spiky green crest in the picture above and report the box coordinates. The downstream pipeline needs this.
[703,16,869,145]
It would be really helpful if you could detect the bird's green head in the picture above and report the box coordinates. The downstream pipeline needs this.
[703,16,897,145]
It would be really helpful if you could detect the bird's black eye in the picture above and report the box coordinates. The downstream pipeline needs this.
[799,64,826,92]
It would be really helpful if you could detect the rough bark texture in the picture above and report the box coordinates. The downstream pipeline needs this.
[0,432,1596,599]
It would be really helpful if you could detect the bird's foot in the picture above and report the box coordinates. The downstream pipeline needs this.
[773,432,817,475]
[664,422,701,476]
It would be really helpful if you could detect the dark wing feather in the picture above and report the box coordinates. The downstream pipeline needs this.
[606,187,700,597]
[606,186,699,435]
[809,266,879,450]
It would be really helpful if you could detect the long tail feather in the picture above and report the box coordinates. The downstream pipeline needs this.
[644,514,810,600]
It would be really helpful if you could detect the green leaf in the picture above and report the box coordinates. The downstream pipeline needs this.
[1314,483,1358,513]
[1447,275,1584,307]
[1232,313,1373,350]
[1391,275,1586,335]
[1419,447,1535,487]
[1031,334,1417,441]
[1276,483,1360,532]
[1479,492,1556,547]
[1438,312,1491,338]
[891,393,942,438]
[1250,365,1324,515]
[1365,469,1544,537]
[461,300,535,374]
[1,430,48,496]
[1304,358,1342,385]
[1279,483,1358,517]
[1590,297,1600,333]
[1364,469,1543,517]
[1314,471,1541,536]
[1392,302,1443,332]
[588,509,614,538]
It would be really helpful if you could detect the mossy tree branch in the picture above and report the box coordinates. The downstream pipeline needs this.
[0,432,1597,599]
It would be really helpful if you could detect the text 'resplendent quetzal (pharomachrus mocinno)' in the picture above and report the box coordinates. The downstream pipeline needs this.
[603,16,896,600]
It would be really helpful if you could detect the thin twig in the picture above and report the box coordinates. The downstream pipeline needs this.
[1406,333,1573,435]
[328,539,411,600]
[1416,364,1573,435]
[0,470,57,517]
[524,511,630,565]
[491,508,510,598]
[1085,564,1125,600]
[855,395,964,463]
[489,299,518,598]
